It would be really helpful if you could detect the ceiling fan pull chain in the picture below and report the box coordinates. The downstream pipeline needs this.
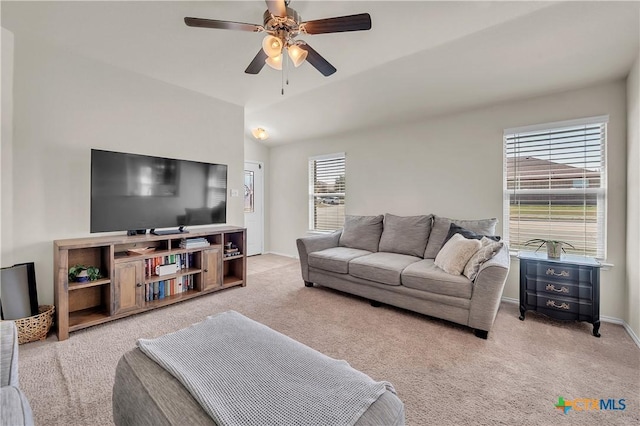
[285,50,290,86]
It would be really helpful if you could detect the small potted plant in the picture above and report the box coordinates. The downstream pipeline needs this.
[523,239,575,259]
[68,265,102,283]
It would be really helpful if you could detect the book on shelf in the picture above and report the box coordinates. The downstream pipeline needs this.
[179,238,210,249]
[158,280,165,299]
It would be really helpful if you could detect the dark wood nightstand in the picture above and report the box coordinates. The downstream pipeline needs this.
[518,251,601,337]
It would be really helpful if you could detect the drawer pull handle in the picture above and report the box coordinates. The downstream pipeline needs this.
[546,284,569,293]
[546,268,570,278]
[546,300,570,310]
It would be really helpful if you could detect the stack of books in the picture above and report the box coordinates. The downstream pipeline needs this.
[179,238,210,249]
[224,247,242,258]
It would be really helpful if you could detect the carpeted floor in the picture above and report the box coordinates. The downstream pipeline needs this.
[17,254,640,425]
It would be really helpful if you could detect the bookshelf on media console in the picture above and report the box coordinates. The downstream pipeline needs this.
[53,226,246,340]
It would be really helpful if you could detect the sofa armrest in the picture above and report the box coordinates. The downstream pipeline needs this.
[1,322,19,388]
[468,244,510,332]
[296,231,342,282]
[1,386,34,426]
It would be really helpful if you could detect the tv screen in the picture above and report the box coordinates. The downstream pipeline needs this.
[91,149,227,233]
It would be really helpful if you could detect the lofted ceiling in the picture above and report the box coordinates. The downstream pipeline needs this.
[2,1,639,145]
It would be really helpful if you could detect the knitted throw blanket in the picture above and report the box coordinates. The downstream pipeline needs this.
[137,311,394,426]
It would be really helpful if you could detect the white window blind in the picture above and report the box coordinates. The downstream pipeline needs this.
[504,116,607,259]
[309,153,346,232]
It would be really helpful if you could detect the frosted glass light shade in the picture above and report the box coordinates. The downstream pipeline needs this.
[287,45,308,67]
[265,54,283,70]
[251,128,269,140]
[262,35,283,58]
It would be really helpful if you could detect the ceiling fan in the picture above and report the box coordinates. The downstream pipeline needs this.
[184,0,372,77]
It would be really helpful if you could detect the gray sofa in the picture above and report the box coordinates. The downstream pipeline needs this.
[297,214,510,338]
[1,322,34,426]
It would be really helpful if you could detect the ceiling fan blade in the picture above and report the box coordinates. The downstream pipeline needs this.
[184,17,262,32]
[245,49,269,75]
[265,0,287,17]
[301,13,372,35]
[299,44,336,77]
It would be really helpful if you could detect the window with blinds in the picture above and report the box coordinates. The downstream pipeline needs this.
[504,116,607,259]
[309,153,346,232]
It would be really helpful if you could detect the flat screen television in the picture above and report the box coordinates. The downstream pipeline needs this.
[91,149,227,233]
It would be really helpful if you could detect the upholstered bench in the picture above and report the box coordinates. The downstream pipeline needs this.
[113,311,404,426]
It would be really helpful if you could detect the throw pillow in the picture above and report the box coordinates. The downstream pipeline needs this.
[463,237,504,281]
[378,213,433,257]
[338,215,384,252]
[424,216,498,259]
[434,233,482,275]
[443,224,501,245]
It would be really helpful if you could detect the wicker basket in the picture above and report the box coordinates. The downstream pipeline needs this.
[10,305,55,344]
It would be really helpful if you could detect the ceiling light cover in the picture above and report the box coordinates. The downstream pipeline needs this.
[265,54,283,70]
[262,35,283,58]
[252,127,269,140]
[287,44,308,67]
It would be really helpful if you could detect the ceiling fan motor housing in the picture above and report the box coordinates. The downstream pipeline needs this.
[263,7,301,42]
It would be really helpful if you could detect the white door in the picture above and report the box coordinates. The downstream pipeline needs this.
[244,162,264,256]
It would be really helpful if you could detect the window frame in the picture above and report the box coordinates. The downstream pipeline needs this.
[503,116,608,260]
[308,152,346,233]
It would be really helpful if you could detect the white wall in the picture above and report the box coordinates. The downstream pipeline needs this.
[7,35,245,305]
[270,80,628,320]
[627,55,640,337]
[1,28,15,267]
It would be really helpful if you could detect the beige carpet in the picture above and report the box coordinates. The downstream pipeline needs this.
[17,254,640,425]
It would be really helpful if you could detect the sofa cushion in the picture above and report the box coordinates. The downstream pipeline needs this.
[308,247,372,274]
[378,214,433,258]
[434,233,482,275]
[349,252,421,286]
[339,215,384,252]
[443,224,501,246]
[402,259,473,299]
[424,216,498,259]
[463,237,504,281]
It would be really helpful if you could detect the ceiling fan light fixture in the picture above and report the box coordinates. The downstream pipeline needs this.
[287,44,308,67]
[265,54,283,70]
[262,35,283,58]
[252,127,269,141]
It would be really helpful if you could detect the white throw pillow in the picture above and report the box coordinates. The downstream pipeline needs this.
[463,237,504,281]
[434,233,482,275]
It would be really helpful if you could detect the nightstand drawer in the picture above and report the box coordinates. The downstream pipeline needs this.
[525,278,592,300]
[526,293,590,316]
[526,262,593,285]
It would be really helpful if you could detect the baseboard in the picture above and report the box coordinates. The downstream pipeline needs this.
[264,251,299,260]
[600,315,640,348]
[501,296,640,348]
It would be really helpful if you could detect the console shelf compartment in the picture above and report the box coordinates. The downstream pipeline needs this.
[68,278,111,291]
[54,226,246,340]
